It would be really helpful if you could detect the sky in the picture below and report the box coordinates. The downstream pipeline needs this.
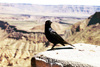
[0,0,100,6]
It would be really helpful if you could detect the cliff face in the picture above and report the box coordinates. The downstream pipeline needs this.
[71,12,100,33]
[0,3,100,15]
[67,12,100,45]
[0,21,48,67]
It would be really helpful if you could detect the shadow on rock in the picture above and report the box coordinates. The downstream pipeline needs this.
[47,47,74,51]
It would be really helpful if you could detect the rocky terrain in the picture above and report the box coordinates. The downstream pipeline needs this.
[0,21,48,67]
[0,20,68,67]
[0,13,85,33]
[66,12,100,45]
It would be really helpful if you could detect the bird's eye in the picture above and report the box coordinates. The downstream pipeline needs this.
[46,22,48,24]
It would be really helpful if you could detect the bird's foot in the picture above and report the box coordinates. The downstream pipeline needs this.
[50,48,55,50]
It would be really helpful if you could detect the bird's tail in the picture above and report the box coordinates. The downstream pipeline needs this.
[68,43,75,47]
[64,41,75,47]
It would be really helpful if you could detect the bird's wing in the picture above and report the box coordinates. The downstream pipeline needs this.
[49,28,65,42]
[49,28,75,47]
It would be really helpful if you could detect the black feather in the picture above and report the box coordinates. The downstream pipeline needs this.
[45,20,74,49]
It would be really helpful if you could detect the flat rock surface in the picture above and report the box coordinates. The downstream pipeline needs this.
[33,43,100,67]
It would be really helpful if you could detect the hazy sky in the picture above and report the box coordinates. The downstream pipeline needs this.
[0,0,100,5]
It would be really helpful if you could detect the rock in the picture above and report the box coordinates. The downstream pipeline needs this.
[20,50,30,58]
[0,22,47,66]
[14,49,22,59]
[71,21,81,34]
[4,50,16,59]
[71,12,100,34]
[31,43,100,67]
[8,59,18,66]
[79,19,90,31]
[0,57,8,65]
[67,24,100,45]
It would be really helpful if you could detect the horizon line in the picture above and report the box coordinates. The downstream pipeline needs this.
[0,2,100,6]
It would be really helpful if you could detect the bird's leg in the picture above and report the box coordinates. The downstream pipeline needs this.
[62,44,65,46]
[51,44,56,49]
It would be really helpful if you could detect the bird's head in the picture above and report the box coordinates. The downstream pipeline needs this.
[45,20,52,25]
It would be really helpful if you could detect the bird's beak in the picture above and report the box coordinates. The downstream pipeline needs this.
[49,21,52,24]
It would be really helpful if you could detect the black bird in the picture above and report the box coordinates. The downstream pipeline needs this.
[45,20,74,49]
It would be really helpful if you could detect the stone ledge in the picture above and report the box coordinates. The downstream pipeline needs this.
[31,43,100,67]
